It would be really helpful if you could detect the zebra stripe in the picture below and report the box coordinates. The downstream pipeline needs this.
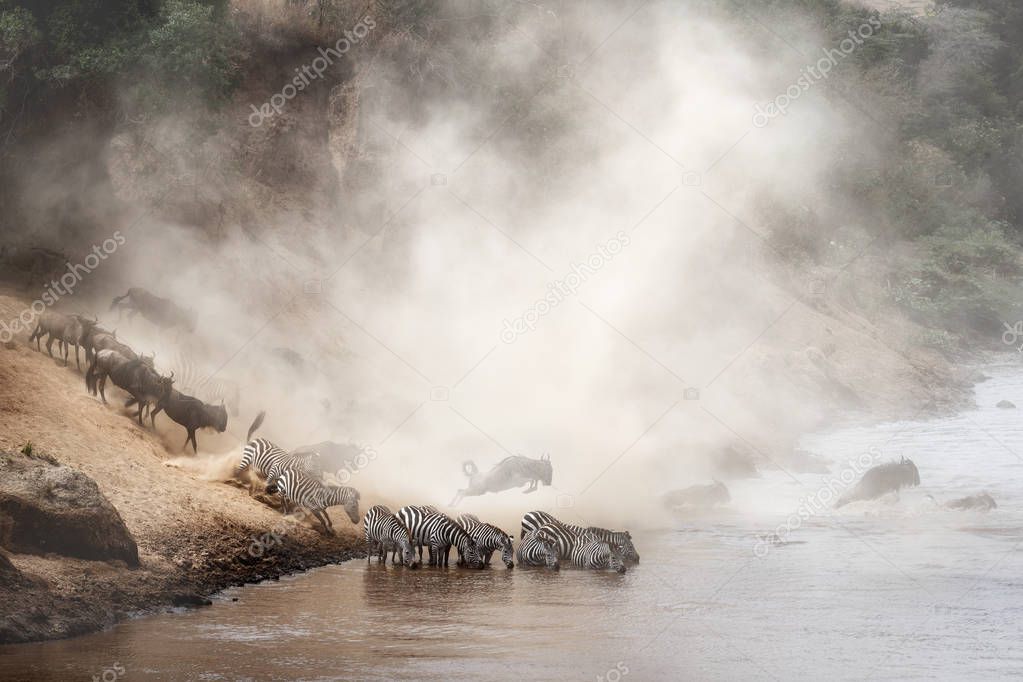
[423,512,484,568]
[457,514,514,568]
[571,537,627,573]
[515,527,560,570]
[265,468,360,533]
[519,511,587,560]
[581,527,639,563]
[364,505,417,568]
[395,505,440,563]
[521,511,638,563]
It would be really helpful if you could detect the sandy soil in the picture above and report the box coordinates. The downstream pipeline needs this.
[0,290,361,643]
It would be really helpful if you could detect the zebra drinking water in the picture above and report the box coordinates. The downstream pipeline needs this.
[515,526,560,570]
[520,510,638,563]
[457,514,514,568]
[264,468,360,534]
[395,505,440,563]
[571,537,627,573]
[363,505,418,568]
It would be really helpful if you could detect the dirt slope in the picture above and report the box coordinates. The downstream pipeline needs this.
[0,290,360,643]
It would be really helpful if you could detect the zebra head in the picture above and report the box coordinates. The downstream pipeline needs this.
[608,544,627,574]
[399,533,419,569]
[500,534,515,569]
[534,526,561,570]
[342,488,361,524]
[617,531,639,564]
[459,540,485,569]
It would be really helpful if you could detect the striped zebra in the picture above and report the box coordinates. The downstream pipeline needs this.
[236,412,318,500]
[519,511,588,560]
[520,510,638,563]
[264,468,360,533]
[363,505,418,568]
[515,526,560,570]
[571,537,627,573]
[395,505,440,563]
[397,506,484,568]
[457,514,514,568]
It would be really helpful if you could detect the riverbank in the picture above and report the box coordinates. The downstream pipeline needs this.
[0,295,362,644]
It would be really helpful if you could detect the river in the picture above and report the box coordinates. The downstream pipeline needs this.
[2,366,1022,681]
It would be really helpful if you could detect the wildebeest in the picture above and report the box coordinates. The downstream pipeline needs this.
[28,311,99,368]
[81,324,137,365]
[926,492,997,512]
[150,389,228,453]
[86,349,174,425]
[450,454,553,506]
[662,480,731,510]
[835,457,921,508]
[110,287,197,333]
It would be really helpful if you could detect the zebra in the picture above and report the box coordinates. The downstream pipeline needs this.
[236,412,318,501]
[264,468,360,533]
[457,514,514,568]
[363,505,418,568]
[520,511,638,563]
[515,526,560,570]
[571,537,627,573]
[423,512,485,568]
[395,505,440,563]
[519,511,590,560]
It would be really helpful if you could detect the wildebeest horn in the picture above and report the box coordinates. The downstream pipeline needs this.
[169,371,174,380]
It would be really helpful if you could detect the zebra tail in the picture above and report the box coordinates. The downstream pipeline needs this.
[247,410,266,441]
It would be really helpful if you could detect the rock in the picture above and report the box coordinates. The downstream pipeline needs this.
[0,450,139,566]
[996,400,1015,409]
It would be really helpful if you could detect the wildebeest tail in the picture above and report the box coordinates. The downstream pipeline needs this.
[247,410,266,441]
[462,460,478,476]
[85,356,98,394]
[110,291,130,311]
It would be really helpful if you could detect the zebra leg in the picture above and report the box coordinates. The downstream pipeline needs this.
[321,509,334,531]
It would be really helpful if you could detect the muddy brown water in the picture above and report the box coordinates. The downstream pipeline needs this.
[2,367,1023,680]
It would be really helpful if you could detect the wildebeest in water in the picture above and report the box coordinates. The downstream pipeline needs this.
[450,454,553,506]
[662,480,731,510]
[835,457,920,508]
[926,492,997,512]
[110,287,197,333]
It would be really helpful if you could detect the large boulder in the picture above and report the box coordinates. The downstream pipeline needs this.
[0,449,139,566]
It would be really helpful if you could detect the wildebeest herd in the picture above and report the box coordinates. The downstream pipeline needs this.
[26,288,228,453]
[19,285,999,580]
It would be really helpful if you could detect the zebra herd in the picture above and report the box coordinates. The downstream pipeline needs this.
[235,414,639,573]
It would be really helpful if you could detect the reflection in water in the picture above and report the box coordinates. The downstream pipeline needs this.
[3,368,1023,680]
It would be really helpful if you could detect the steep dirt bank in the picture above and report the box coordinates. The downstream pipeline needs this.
[0,293,361,644]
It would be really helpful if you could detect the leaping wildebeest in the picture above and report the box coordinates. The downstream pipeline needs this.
[835,457,921,508]
[450,454,553,506]
[28,311,99,368]
[150,388,229,453]
[110,287,197,333]
[86,349,174,425]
